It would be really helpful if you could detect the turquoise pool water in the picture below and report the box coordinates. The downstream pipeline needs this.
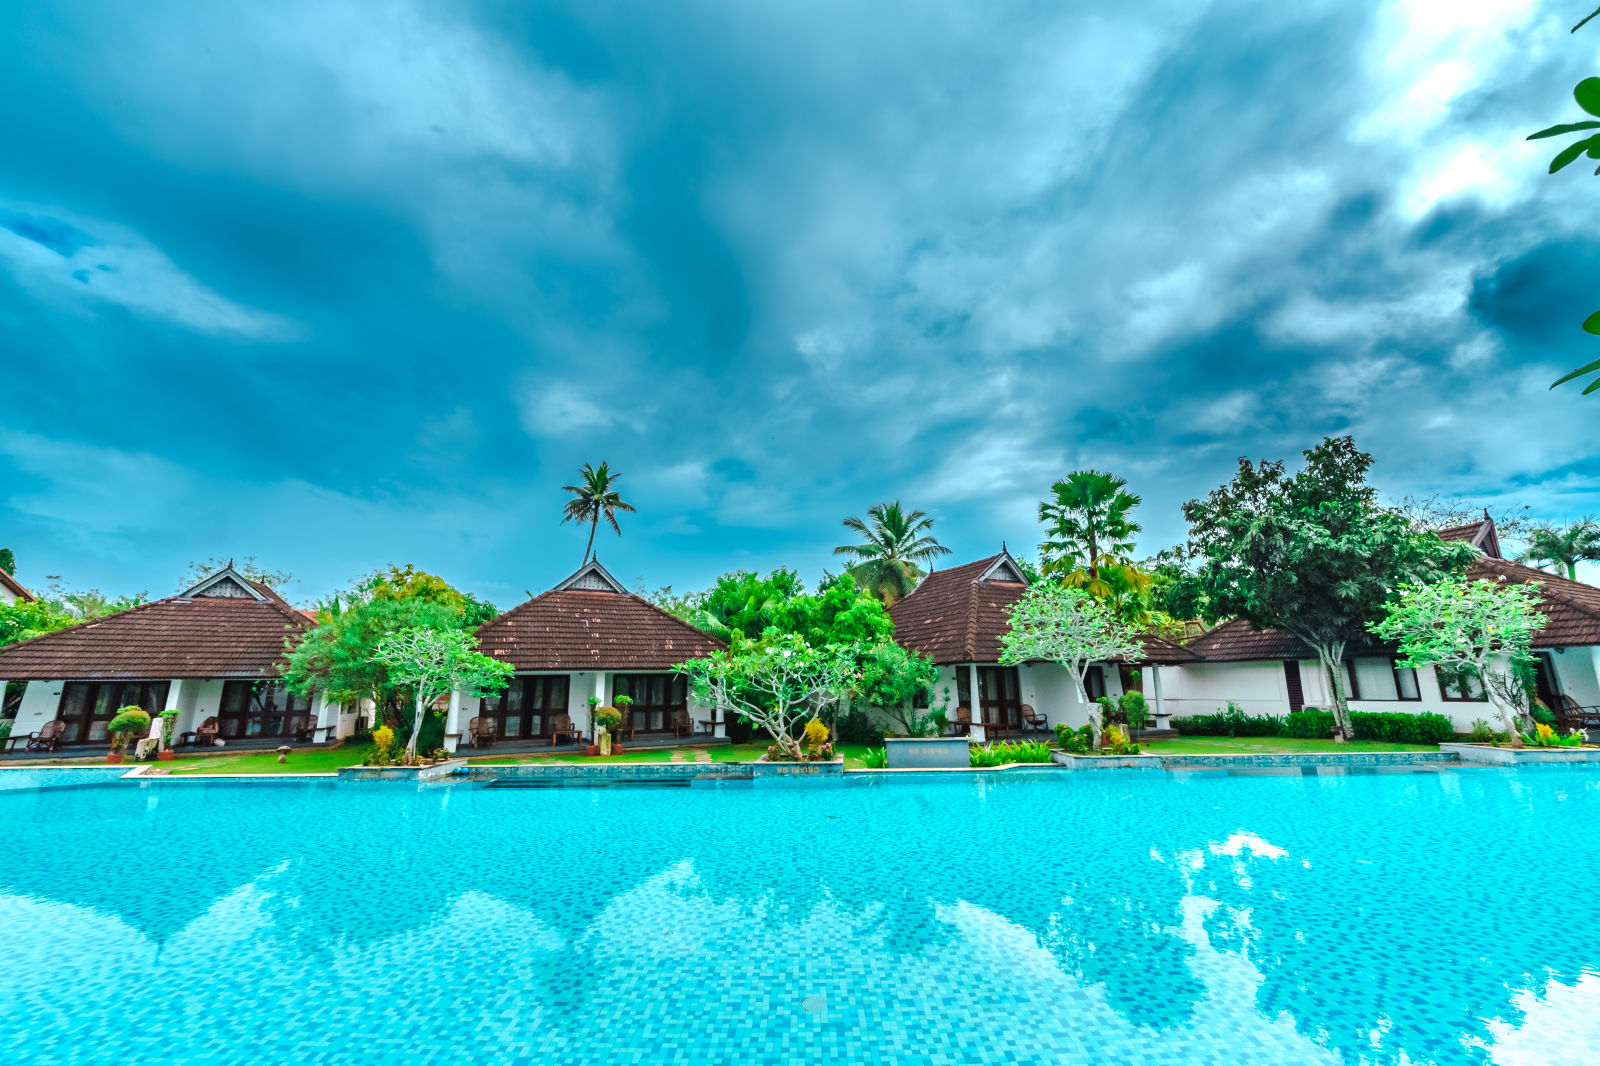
[1,767,1597,1065]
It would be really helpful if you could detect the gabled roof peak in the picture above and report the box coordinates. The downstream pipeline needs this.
[552,557,629,595]
[179,564,267,602]
[977,547,1028,586]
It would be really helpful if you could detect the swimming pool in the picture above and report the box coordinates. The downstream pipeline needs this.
[1,767,1596,1065]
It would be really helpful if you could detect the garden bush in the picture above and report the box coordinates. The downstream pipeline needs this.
[1283,710,1336,738]
[834,708,885,746]
[1348,711,1453,745]
[1174,704,1283,737]
[1054,723,1094,754]
[970,740,1053,767]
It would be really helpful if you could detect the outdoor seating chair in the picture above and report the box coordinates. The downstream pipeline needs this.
[293,716,334,743]
[468,716,497,749]
[22,719,66,752]
[948,706,972,737]
[671,708,694,737]
[1021,704,1048,733]
[180,717,220,748]
[550,714,583,747]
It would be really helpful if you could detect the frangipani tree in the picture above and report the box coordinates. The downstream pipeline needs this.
[677,630,853,760]
[1368,577,1546,749]
[371,626,515,761]
[999,583,1142,745]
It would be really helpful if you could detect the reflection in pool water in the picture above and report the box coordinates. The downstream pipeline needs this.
[0,767,1596,1064]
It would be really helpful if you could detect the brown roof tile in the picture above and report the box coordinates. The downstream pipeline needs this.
[475,587,724,671]
[1,568,34,602]
[0,588,311,680]
[889,552,1201,665]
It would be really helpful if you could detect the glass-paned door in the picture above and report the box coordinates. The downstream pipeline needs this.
[481,676,570,740]
[613,674,687,733]
[218,681,313,739]
[57,681,171,745]
[957,667,1022,728]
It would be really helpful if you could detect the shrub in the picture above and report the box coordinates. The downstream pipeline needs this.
[1120,691,1150,734]
[970,740,1053,767]
[1531,706,1556,727]
[106,707,151,753]
[804,718,831,750]
[1101,726,1140,755]
[1467,718,1496,743]
[594,705,623,731]
[1348,711,1454,745]
[1283,710,1336,739]
[1175,707,1285,737]
[1097,695,1120,725]
[834,708,885,746]
[860,747,888,769]
[1054,723,1094,754]
[159,708,179,748]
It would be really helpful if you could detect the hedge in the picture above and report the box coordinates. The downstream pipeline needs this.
[1176,707,1452,745]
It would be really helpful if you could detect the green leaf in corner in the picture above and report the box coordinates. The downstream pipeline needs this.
[1550,137,1596,173]
[1551,358,1600,389]
[1529,120,1600,140]
[1584,311,1600,335]
[1577,77,1600,117]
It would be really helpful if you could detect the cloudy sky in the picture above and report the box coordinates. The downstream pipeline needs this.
[3,0,1600,606]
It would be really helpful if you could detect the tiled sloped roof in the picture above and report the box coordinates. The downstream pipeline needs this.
[476,588,724,671]
[890,552,1197,665]
[0,582,311,680]
[0,568,34,602]
[1184,554,1600,661]
[1470,556,1600,648]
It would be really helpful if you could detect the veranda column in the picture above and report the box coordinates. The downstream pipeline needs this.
[162,680,186,749]
[968,662,986,744]
[443,690,464,754]
[590,671,606,735]
[1148,666,1168,729]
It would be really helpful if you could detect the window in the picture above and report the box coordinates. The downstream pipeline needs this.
[1439,669,1487,702]
[613,673,688,732]
[480,676,569,739]
[218,681,314,739]
[1344,658,1421,702]
[57,681,170,745]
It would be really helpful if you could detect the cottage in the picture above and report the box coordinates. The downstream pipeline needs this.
[0,564,342,752]
[445,559,724,751]
[0,564,33,606]
[888,549,1200,741]
[1167,516,1600,730]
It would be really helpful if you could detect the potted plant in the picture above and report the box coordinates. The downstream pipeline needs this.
[105,706,151,764]
[594,705,622,755]
[157,708,179,761]
[613,695,634,753]
[585,696,602,756]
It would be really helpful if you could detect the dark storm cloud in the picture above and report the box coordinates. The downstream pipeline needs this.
[2,0,1598,603]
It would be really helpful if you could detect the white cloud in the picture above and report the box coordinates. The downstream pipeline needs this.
[516,377,608,438]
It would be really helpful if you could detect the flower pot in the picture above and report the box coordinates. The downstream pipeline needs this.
[613,744,625,755]
[106,752,125,765]
[585,745,599,757]
[157,750,174,762]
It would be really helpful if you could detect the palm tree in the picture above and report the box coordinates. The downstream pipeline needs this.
[561,462,637,565]
[1037,470,1143,598]
[833,502,951,605]
[1521,519,1600,579]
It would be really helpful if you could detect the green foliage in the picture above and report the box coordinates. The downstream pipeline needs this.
[594,705,622,730]
[833,501,951,605]
[1350,712,1454,745]
[999,584,1142,731]
[1038,470,1142,588]
[860,746,889,769]
[1185,436,1479,737]
[1283,710,1336,739]
[643,585,704,622]
[1139,546,1220,626]
[678,630,854,760]
[687,569,805,642]
[1523,723,1586,748]
[0,548,14,575]
[834,708,886,745]
[561,461,636,564]
[1520,521,1600,580]
[1120,690,1150,734]
[372,625,515,760]
[106,707,151,753]
[1100,726,1140,755]
[159,708,179,747]
[1468,718,1497,743]
[970,740,1053,767]
[1054,723,1095,754]
[1175,705,1285,737]
[181,556,293,591]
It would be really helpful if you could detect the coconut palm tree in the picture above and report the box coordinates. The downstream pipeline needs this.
[1521,519,1600,579]
[1037,470,1143,598]
[561,462,636,565]
[833,502,951,605]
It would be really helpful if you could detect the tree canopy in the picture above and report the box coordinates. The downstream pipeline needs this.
[0,578,147,648]
[561,461,636,565]
[1520,520,1600,580]
[999,582,1142,744]
[833,501,951,606]
[371,626,513,760]
[1183,436,1479,739]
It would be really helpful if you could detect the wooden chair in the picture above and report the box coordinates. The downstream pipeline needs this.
[23,719,66,752]
[549,714,583,747]
[671,708,694,737]
[180,717,220,748]
[948,706,972,737]
[468,716,497,749]
[293,716,335,743]
[1021,704,1048,733]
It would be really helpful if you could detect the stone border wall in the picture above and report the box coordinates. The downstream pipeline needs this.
[1052,750,1462,771]
[1439,743,1600,766]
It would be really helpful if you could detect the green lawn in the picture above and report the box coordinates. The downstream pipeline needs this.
[167,742,375,774]
[1140,736,1437,755]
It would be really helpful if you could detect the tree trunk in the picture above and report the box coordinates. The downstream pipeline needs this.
[1486,669,1525,748]
[1314,642,1353,742]
[1075,670,1101,748]
[584,518,598,564]
[406,690,426,762]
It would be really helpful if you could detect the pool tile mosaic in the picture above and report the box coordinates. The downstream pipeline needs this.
[1,767,1598,1064]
